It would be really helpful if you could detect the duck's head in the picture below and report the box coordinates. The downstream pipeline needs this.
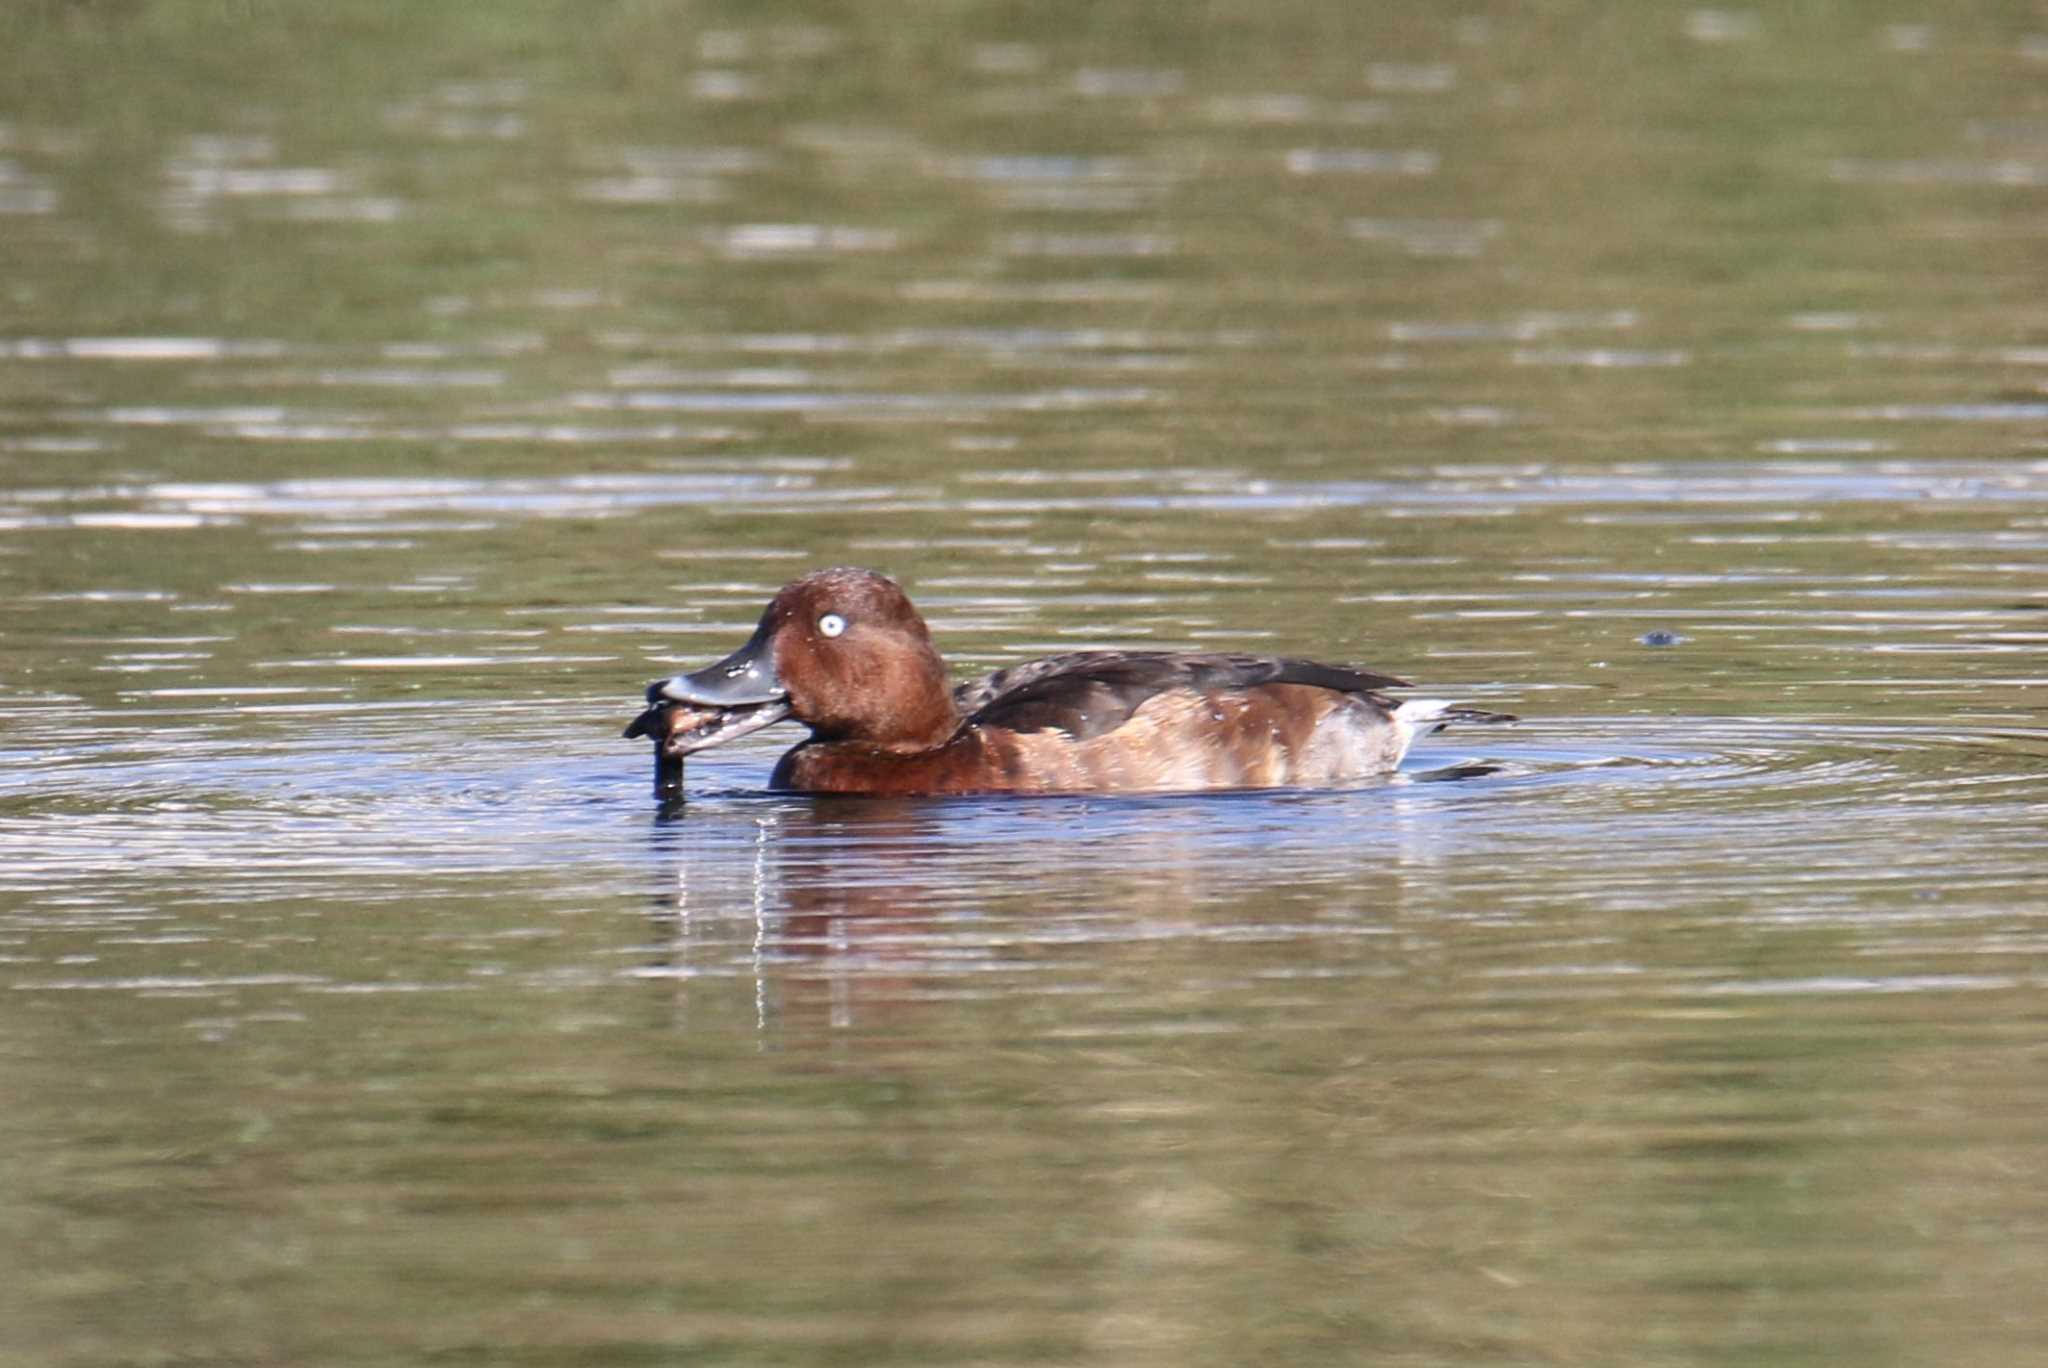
[633,566,959,756]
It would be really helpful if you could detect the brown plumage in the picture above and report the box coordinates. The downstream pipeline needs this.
[627,566,1512,796]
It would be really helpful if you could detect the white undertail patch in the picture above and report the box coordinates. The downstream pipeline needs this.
[1387,699,1456,765]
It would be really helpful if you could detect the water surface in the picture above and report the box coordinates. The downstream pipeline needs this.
[4,4,2047,1365]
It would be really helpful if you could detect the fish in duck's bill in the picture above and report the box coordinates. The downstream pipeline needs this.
[626,566,1513,797]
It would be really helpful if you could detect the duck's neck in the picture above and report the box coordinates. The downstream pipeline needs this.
[877,660,960,752]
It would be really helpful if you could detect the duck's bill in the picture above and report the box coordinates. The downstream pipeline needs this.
[622,696,793,756]
[627,622,792,757]
[650,623,785,708]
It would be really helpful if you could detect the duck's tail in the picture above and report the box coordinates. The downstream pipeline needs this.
[1390,699,1517,752]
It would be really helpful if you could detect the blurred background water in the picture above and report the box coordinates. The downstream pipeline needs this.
[3,2,2046,1364]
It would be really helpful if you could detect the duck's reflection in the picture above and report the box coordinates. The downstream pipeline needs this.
[634,779,1490,1037]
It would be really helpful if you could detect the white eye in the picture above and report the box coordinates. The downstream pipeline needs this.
[817,612,847,639]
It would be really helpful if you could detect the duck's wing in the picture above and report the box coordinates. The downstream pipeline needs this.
[963,651,1413,742]
[949,652,1108,717]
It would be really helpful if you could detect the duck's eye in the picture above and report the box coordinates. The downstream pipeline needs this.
[817,612,848,639]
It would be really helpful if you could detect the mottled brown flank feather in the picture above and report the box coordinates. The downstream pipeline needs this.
[960,651,1413,741]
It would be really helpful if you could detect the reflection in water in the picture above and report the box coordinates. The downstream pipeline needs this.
[6,1,2048,1362]
[635,789,1483,1036]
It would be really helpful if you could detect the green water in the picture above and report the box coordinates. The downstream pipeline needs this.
[4,3,2047,1364]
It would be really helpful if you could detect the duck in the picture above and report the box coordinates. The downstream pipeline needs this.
[623,566,1510,796]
